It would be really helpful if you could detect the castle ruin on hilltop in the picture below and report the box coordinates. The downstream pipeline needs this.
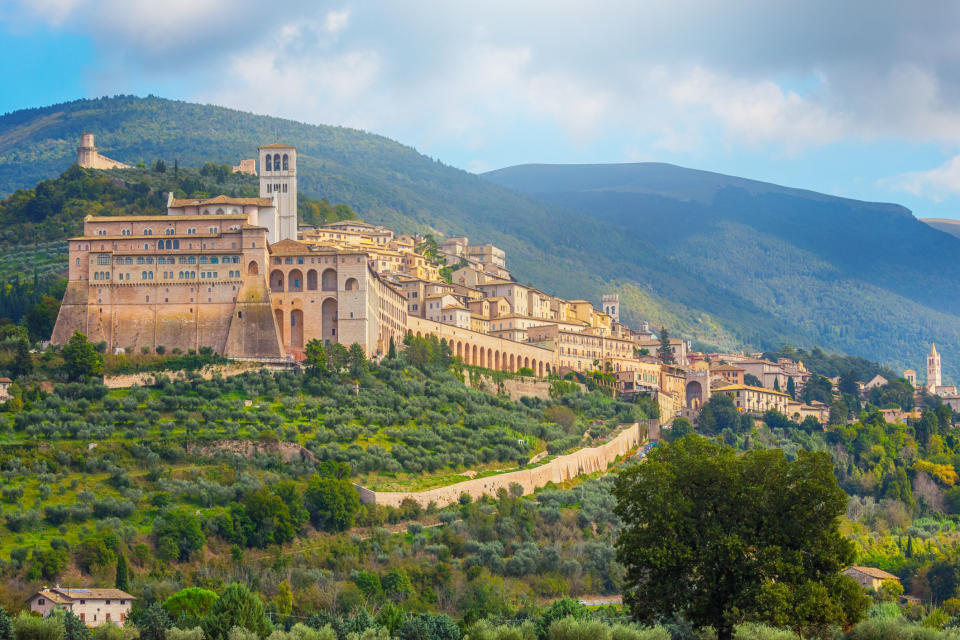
[76,133,131,170]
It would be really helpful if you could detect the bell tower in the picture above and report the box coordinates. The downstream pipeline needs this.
[927,343,942,390]
[258,143,298,242]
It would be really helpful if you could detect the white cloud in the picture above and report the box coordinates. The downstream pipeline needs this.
[324,9,350,34]
[883,155,960,202]
[664,67,845,153]
[12,0,960,180]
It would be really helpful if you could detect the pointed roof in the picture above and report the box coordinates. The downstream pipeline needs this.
[931,343,939,356]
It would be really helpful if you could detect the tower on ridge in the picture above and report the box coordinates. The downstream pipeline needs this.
[258,143,297,242]
[927,343,942,390]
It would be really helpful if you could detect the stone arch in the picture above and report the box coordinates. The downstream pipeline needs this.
[538,361,544,377]
[321,298,338,343]
[494,351,500,370]
[270,270,284,293]
[273,153,281,169]
[265,155,272,171]
[321,268,337,291]
[307,269,318,290]
[523,356,530,369]
[274,308,284,345]
[282,154,289,170]
[686,380,704,410]
[288,268,303,292]
[290,309,304,348]
[345,277,358,291]
[417,332,423,338]
[508,353,515,372]
[472,344,477,366]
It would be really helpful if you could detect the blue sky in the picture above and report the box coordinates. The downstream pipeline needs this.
[4,0,960,219]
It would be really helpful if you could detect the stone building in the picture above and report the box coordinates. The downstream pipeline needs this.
[76,133,131,170]
[232,159,257,175]
[842,566,900,591]
[712,383,789,414]
[29,587,135,626]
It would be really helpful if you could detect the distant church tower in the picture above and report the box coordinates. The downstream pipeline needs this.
[927,343,942,390]
[258,144,298,242]
[602,294,620,322]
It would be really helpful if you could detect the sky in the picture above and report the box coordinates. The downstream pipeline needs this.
[4,0,960,219]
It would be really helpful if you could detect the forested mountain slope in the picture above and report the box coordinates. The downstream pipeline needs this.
[1,96,956,378]
[484,163,960,380]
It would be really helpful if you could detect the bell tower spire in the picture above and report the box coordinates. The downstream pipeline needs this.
[927,343,942,391]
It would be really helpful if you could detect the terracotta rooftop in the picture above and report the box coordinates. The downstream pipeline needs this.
[34,588,136,602]
[259,143,295,149]
[845,566,900,581]
[169,195,274,207]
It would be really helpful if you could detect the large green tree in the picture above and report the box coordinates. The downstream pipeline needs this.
[61,330,103,381]
[201,583,271,640]
[163,587,220,627]
[613,435,867,640]
[304,462,360,532]
[697,393,741,435]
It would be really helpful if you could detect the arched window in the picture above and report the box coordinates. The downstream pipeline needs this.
[282,154,289,170]
[273,153,281,170]
[173,240,180,249]
[216,208,224,215]
[265,155,272,171]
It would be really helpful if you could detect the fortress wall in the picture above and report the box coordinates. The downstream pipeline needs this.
[359,422,645,508]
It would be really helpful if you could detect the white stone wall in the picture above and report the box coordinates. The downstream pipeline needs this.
[358,422,645,508]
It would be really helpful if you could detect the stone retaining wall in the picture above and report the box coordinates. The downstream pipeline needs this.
[103,361,262,388]
[357,421,648,508]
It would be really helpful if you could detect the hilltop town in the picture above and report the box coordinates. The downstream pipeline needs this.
[51,137,957,427]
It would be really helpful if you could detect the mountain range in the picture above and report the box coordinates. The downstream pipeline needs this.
[1,95,958,381]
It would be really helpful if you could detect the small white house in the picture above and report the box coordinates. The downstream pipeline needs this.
[29,587,135,627]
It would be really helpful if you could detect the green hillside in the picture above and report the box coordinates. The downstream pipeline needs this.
[485,163,960,381]
[0,96,956,379]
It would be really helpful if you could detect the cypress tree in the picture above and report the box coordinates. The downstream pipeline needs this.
[13,339,32,377]
[0,606,12,640]
[115,552,130,591]
[63,610,90,640]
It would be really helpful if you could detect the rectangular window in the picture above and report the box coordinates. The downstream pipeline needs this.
[97,255,110,265]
